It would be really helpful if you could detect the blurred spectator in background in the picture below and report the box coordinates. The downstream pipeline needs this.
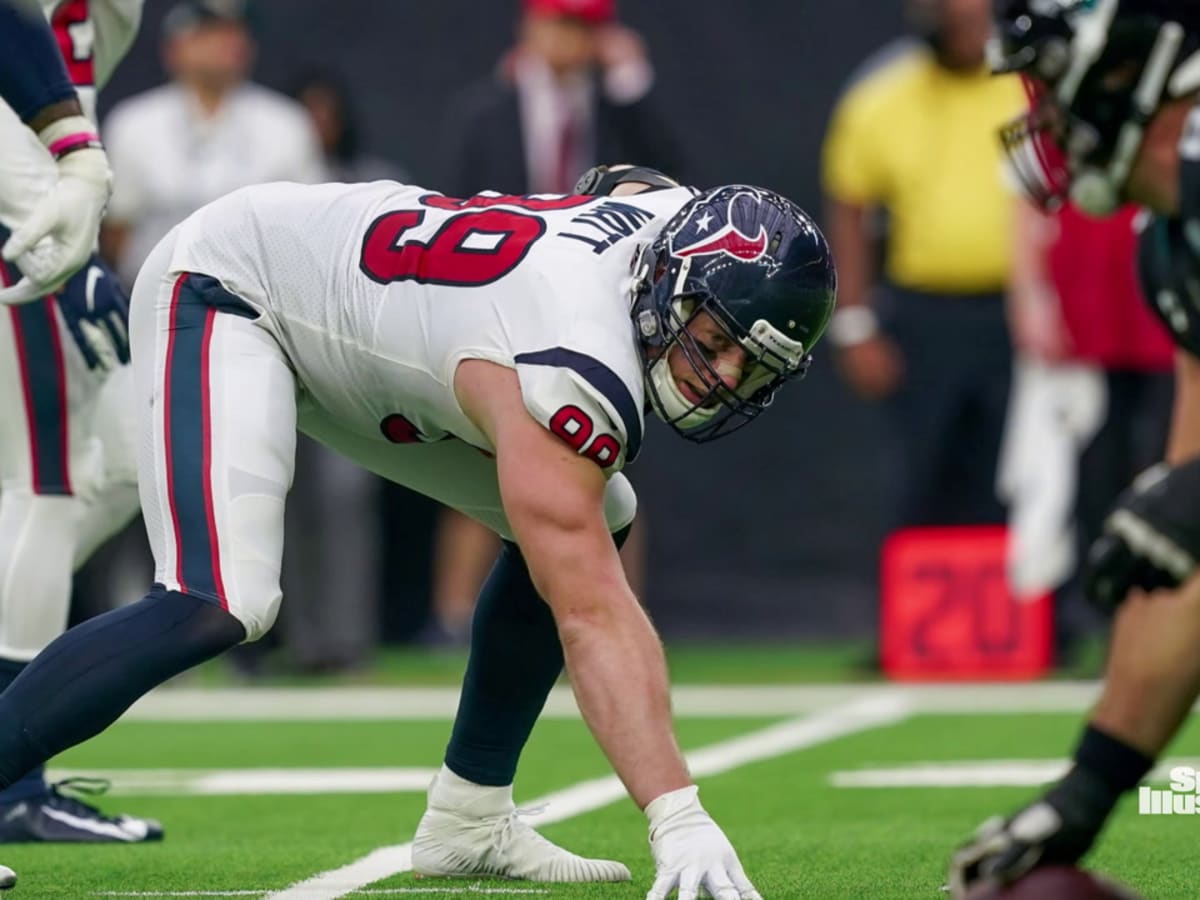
[821,0,1023,529]
[441,0,682,197]
[292,69,408,184]
[99,0,324,285]
[426,0,668,644]
[1000,200,1174,662]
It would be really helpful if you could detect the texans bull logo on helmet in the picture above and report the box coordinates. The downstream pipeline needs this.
[670,190,778,267]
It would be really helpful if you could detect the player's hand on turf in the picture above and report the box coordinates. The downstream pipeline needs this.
[947,790,1103,898]
[55,257,130,372]
[0,118,112,305]
[1083,458,1200,611]
[645,786,761,900]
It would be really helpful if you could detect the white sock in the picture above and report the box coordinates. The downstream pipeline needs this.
[432,764,514,815]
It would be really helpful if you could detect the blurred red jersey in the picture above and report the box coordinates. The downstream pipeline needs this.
[1047,204,1173,371]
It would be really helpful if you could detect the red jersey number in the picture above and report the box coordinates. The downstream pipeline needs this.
[360,208,545,287]
[549,405,621,469]
[358,193,591,288]
[51,0,94,87]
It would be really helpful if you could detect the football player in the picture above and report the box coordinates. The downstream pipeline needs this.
[0,0,114,301]
[950,2,1200,895]
[0,165,835,897]
[0,0,161,845]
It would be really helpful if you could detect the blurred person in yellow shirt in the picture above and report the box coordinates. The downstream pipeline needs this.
[822,0,1025,527]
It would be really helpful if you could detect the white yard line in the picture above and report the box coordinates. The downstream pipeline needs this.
[95,889,551,897]
[49,767,438,796]
[120,682,1112,722]
[830,757,1200,788]
[263,692,912,900]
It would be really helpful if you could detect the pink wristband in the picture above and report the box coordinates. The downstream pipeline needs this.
[46,132,102,160]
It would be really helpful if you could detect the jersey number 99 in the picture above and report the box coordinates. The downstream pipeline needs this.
[358,194,590,288]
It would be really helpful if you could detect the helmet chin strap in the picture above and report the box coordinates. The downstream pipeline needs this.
[646,354,719,428]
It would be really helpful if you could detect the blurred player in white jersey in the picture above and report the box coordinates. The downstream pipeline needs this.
[0,0,114,304]
[0,165,836,896]
[0,0,162,845]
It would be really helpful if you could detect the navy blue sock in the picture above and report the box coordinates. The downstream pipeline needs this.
[444,525,631,786]
[0,659,43,802]
[0,586,245,788]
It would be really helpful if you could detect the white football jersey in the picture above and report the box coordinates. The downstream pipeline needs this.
[0,0,143,228]
[166,181,696,473]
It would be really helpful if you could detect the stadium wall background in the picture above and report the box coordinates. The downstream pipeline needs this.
[98,0,912,639]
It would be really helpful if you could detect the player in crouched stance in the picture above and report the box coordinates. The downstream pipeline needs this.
[0,165,835,896]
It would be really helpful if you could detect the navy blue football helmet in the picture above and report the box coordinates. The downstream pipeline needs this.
[992,0,1200,215]
[630,185,837,443]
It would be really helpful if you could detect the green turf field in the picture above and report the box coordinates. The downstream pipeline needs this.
[6,645,1188,899]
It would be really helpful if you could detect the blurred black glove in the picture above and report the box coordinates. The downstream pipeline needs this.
[1083,458,1200,612]
[947,769,1115,898]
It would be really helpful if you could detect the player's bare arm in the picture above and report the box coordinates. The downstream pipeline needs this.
[1167,351,1200,464]
[823,197,901,399]
[454,358,691,808]
[456,357,763,899]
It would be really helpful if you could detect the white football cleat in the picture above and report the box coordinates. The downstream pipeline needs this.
[412,766,630,883]
[0,863,14,889]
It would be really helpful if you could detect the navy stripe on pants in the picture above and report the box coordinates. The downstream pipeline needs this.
[161,273,259,605]
[0,232,71,496]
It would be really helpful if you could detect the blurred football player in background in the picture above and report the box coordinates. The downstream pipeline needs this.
[0,0,113,304]
[951,1,1200,894]
[1000,197,1173,665]
[0,0,163,846]
[0,165,835,896]
[0,6,87,892]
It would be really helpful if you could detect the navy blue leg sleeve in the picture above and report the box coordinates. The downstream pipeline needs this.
[0,586,245,788]
[444,525,631,786]
[0,658,43,802]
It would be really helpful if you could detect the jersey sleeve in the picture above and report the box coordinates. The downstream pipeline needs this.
[0,0,76,124]
[513,348,645,475]
[92,0,144,89]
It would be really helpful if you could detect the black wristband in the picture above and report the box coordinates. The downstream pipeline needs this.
[1073,723,1155,794]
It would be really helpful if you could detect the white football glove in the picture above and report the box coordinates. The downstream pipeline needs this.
[645,785,762,900]
[0,115,112,306]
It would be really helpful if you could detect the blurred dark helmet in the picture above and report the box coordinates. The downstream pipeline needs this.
[991,0,1200,215]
